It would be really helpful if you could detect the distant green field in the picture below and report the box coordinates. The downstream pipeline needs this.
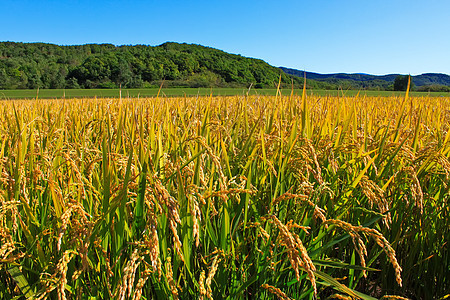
[1,88,450,99]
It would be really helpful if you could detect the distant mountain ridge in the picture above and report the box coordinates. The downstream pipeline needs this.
[280,67,450,87]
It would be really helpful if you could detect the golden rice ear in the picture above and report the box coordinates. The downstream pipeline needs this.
[323,219,403,287]
[261,283,293,300]
[205,254,221,299]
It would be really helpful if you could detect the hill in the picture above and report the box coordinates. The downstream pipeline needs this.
[413,73,450,86]
[280,67,450,90]
[0,42,329,90]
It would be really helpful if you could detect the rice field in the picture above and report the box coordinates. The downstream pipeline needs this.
[0,88,449,299]
[1,87,450,100]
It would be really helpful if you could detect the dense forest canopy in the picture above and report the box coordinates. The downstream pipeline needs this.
[0,42,326,90]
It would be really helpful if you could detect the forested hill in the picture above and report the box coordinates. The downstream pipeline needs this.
[4,41,448,91]
[0,42,317,90]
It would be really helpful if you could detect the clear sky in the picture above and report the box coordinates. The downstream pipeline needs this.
[1,0,449,75]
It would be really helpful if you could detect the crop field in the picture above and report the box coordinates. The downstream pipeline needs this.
[0,88,449,299]
[1,87,450,100]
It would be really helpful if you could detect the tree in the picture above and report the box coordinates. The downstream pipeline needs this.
[394,75,414,91]
[0,68,11,89]
[65,77,80,89]
[113,58,132,87]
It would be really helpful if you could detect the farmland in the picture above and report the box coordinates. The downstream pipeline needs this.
[1,87,450,100]
[0,90,449,299]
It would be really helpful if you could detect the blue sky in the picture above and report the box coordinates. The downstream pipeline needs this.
[1,0,449,75]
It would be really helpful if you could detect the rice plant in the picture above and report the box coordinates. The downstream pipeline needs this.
[0,91,448,299]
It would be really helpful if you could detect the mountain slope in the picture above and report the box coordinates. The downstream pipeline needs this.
[280,67,450,88]
[413,73,450,86]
